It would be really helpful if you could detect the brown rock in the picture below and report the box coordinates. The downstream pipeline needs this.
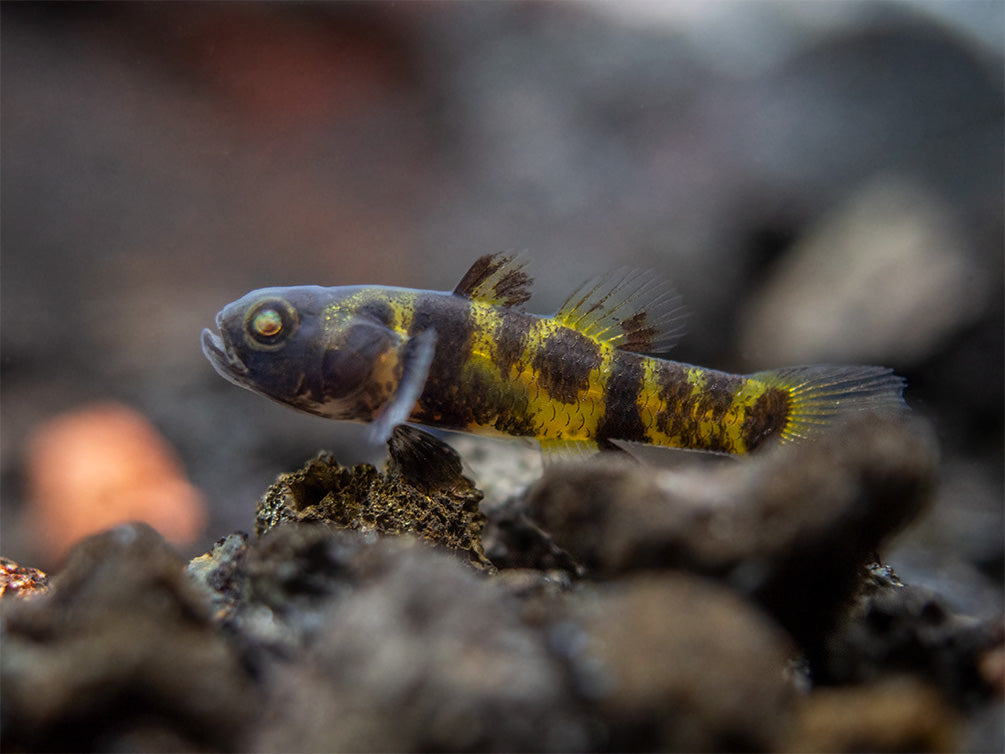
[1,524,259,752]
[255,425,490,567]
[782,678,959,753]
[739,177,989,366]
[253,541,588,752]
[0,557,49,599]
[526,414,937,651]
[563,573,796,752]
[823,570,1002,707]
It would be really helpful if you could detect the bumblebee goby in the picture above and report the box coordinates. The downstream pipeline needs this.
[202,254,906,457]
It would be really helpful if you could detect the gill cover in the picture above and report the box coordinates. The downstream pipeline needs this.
[313,310,436,438]
[322,318,398,401]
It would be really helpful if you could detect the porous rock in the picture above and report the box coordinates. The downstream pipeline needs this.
[481,492,584,572]
[780,678,959,753]
[252,541,588,753]
[1,523,259,752]
[525,413,938,652]
[255,426,490,567]
[186,530,250,624]
[188,524,436,664]
[823,569,1002,708]
[0,557,49,598]
[559,573,796,752]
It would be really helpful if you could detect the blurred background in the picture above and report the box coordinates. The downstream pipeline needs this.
[2,2,1002,616]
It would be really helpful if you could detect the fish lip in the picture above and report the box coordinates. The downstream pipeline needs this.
[201,327,249,383]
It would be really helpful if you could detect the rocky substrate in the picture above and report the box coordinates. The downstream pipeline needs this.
[2,416,1002,752]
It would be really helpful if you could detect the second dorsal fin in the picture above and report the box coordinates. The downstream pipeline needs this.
[555,267,687,354]
[452,253,533,308]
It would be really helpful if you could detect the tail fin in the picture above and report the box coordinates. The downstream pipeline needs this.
[752,365,907,444]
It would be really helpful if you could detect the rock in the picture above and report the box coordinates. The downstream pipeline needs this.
[0,523,259,752]
[255,426,490,567]
[823,570,1002,709]
[252,541,588,753]
[962,697,1005,754]
[978,622,1004,699]
[186,531,250,625]
[188,524,417,664]
[450,434,543,512]
[0,557,49,599]
[481,492,584,573]
[739,177,990,366]
[22,402,207,563]
[243,524,380,613]
[525,413,938,653]
[5,415,993,754]
[887,456,1004,621]
[560,573,796,752]
[781,678,959,753]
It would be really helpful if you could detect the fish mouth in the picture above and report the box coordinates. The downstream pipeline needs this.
[201,326,249,387]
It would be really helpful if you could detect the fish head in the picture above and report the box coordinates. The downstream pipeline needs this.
[202,286,399,420]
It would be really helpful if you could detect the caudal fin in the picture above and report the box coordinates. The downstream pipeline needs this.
[752,365,907,444]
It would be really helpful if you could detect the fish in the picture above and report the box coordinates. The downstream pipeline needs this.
[202,253,906,458]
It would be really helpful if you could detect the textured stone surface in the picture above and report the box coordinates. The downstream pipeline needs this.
[0,557,49,599]
[781,678,960,753]
[562,574,796,752]
[823,572,1001,708]
[255,426,490,567]
[1,524,259,752]
[252,541,588,753]
[525,414,938,652]
[4,449,999,753]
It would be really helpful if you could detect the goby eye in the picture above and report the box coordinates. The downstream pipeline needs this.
[253,309,283,338]
[245,298,298,347]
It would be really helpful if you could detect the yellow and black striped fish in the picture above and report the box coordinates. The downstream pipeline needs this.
[202,253,905,457]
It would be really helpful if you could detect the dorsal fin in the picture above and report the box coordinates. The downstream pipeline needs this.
[452,253,532,308]
[555,267,687,354]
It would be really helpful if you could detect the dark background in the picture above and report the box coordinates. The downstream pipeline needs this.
[2,2,1002,617]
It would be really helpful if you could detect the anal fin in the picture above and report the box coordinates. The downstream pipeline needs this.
[538,437,632,465]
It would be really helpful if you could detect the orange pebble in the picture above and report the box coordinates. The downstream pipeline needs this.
[24,402,207,562]
[0,557,49,599]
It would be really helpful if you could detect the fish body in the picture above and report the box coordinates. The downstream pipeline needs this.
[202,254,905,456]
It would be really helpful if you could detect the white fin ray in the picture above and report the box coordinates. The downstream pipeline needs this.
[367,329,437,445]
[538,437,633,465]
[538,437,600,465]
[753,364,908,443]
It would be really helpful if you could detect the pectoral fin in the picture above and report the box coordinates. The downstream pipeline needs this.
[367,328,438,444]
